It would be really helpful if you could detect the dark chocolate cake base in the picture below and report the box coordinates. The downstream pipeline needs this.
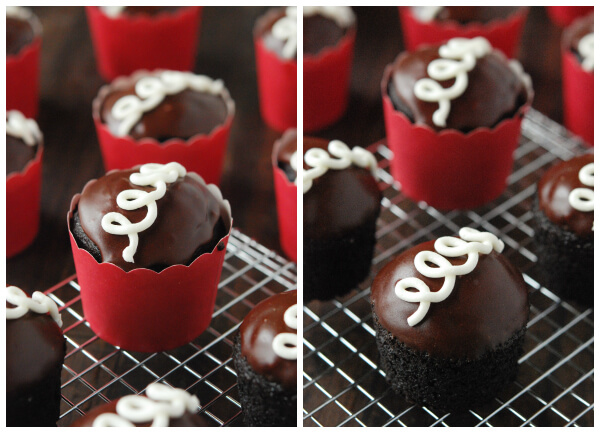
[532,196,593,306]
[304,216,378,302]
[373,311,526,413]
[232,334,296,426]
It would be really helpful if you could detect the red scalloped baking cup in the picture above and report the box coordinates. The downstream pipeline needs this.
[254,37,297,132]
[68,193,231,353]
[304,29,355,132]
[6,147,43,258]
[546,6,594,28]
[86,6,202,81]
[562,50,594,146]
[398,7,528,58]
[6,37,41,119]
[272,164,297,262]
[381,65,532,210]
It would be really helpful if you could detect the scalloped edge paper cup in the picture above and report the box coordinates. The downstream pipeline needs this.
[272,131,297,262]
[7,37,41,119]
[86,6,202,81]
[546,6,594,28]
[67,186,232,353]
[7,147,43,258]
[398,7,528,58]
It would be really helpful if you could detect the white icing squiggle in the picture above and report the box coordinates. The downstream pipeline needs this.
[6,6,32,20]
[412,6,444,22]
[272,303,297,360]
[111,71,225,137]
[100,6,126,17]
[101,162,186,263]
[302,140,377,194]
[271,7,297,59]
[578,33,594,72]
[568,162,594,213]
[92,383,199,427]
[6,110,42,146]
[395,228,504,327]
[414,37,492,127]
[6,286,62,327]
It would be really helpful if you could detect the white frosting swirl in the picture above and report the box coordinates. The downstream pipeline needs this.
[395,228,504,327]
[411,6,444,22]
[272,303,297,360]
[92,383,199,427]
[101,162,186,263]
[6,286,62,327]
[271,7,297,59]
[100,6,126,17]
[302,140,377,194]
[6,6,32,20]
[568,162,594,213]
[111,71,225,137]
[578,33,594,72]
[6,110,42,146]
[414,37,492,128]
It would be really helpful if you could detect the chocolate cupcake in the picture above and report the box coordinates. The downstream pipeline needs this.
[371,228,529,412]
[410,6,523,25]
[68,162,233,352]
[533,154,594,305]
[71,383,209,426]
[303,138,381,302]
[233,290,297,426]
[7,110,42,176]
[7,286,66,427]
[93,69,235,185]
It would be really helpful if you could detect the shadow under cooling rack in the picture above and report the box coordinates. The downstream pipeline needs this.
[303,109,594,427]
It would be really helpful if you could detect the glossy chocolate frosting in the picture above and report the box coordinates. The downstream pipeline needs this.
[240,290,297,389]
[74,167,230,272]
[387,45,528,132]
[563,14,594,64]
[412,6,522,24]
[537,154,594,237]
[371,239,528,359]
[99,72,229,142]
[303,137,381,239]
[7,134,39,176]
[7,16,34,56]
[273,129,297,182]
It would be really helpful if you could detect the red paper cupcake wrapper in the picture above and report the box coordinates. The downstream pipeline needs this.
[254,37,297,132]
[381,64,532,210]
[67,191,232,353]
[6,147,43,258]
[546,6,594,28]
[303,29,356,132]
[398,7,528,58]
[86,6,202,81]
[562,50,594,146]
[6,37,41,119]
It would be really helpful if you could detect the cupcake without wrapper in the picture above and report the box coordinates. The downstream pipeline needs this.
[68,162,232,352]
[533,154,594,305]
[382,36,533,209]
[86,6,202,81]
[93,69,235,185]
[7,286,66,427]
[233,290,297,426]
[303,138,382,302]
[371,228,529,412]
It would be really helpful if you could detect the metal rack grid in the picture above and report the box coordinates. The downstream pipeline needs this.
[46,229,296,427]
[303,109,594,427]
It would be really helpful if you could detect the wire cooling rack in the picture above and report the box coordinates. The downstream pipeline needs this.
[45,229,296,427]
[303,109,594,427]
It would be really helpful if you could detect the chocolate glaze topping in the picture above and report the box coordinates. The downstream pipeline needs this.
[412,6,522,24]
[388,45,528,132]
[240,290,297,389]
[7,134,39,176]
[371,239,528,359]
[537,154,594,237]
[563,13,594,65]
[273,129,297,182]
[99,72,229,142]
[74,167,230,272]
[303,137,381,239]
[7,16,34,56]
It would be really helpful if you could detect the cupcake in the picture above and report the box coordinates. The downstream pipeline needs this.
[93,69,235,185]
[71,383,209,426]
[371,228,529,412]
[7,286,66,427]
[6,110,44,258]
[233,290,297,426]
[303,138,381,302]
[68,162,232,352]
[399,6,528,58]
[86,6,203,81]
[533,154,594,305]
[546,6,594,28]
[561,14,593,146]
[6,6,42,118]
[382,36,533,209]
[272,129,298,261]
